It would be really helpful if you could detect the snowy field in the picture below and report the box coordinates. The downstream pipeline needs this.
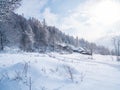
[0,52,120,90]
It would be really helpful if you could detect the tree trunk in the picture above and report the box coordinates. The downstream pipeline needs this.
[0,31,3,50]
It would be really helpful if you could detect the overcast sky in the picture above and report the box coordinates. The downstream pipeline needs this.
[16,0,120,42]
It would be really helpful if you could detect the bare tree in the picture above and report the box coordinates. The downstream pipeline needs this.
[67,66,73,82]
[75,36,79,47]
[64,65,74,82]
[29,77,32,90]
[0,27,8,50]
[0,30,4,50]
[113,37,120,61]
[88,43,95,59]
[23,62,29,77]
[42,18,46,28]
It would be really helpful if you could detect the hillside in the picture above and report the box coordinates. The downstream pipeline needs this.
[0,12,110,55]
[0,12,80,52]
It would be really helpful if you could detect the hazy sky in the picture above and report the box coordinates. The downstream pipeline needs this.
[16,0,120,42]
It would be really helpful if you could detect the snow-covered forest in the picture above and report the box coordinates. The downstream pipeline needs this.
[0,0,120,90]
[0,11,111,55]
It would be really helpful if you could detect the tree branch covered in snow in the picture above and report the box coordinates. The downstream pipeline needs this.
[0,0,21,21]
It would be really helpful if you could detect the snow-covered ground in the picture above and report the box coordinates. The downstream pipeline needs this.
[0,52,120,90]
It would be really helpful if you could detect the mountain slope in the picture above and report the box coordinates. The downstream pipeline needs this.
[0,12,111,55]
[0,13,78,52]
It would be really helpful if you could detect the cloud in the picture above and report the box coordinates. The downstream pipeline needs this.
[16,0,120,42]
[17,0,59,26]
[59,0,120,41]
[16,0,48,19]
[42,8,59,26]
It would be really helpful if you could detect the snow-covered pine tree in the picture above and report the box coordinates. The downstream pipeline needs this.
[0,0,22,50]
[0,0,21,21]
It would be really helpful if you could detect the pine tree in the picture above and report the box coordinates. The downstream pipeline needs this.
[0,0,22,21]
[0,0,22,50]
